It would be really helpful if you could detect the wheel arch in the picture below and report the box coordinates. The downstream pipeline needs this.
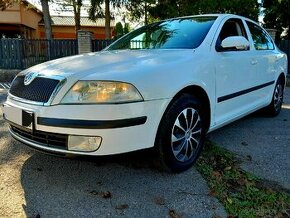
[154,85,211,148]
[278,72,286,88]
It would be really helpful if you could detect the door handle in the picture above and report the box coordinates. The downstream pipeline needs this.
[251,60,258,65]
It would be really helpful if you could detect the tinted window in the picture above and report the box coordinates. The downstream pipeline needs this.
[107,17,217,50]
[246,21,274,50]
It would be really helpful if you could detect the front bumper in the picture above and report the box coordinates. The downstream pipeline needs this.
[3,97,171,156]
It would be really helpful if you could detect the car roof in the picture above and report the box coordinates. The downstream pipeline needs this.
[160,14,261,27]
[162,14,250,22]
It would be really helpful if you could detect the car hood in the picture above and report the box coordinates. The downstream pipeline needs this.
[20,49,198,101]
[21,49,194,80]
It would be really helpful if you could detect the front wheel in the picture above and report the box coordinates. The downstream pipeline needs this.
[155,94,207,173]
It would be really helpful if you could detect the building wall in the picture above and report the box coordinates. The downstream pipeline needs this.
[1,3,114,39]
[0,5,21,24]
[39,26,114,39]
[0,3,42,38]
[20,4,42,36]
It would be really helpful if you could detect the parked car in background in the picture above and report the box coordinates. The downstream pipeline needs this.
[3,14,288,172]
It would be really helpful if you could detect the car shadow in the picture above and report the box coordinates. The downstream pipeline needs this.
[0,114,33,165]
[19,149,224,217]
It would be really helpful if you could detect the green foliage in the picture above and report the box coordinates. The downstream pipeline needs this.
[263,0,290,40]
[196,141,290,218]
[114,22,124,40]
[115,22,123,39]
[126,0,155,25]
[89,0,126,20]
[155,0,259,20]
[127,0,259,24]
[123,23,130,34]
[0,0,18,10]
[89,0,127,39]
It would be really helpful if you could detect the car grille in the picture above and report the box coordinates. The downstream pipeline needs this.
[9,75,60,103]
[11,125,68,150]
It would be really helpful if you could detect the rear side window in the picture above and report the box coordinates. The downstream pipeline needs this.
[246,21,274,50]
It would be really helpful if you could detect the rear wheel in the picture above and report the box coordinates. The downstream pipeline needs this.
[155,94,207,173]
[264,79,284,116]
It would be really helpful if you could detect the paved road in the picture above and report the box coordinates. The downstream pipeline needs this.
[0,90,226,217]
[1,87,289,217]
[209,87,290,190]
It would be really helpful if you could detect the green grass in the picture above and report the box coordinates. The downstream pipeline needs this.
[196,141,290,218]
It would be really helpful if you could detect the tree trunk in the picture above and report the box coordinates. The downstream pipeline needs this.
[144,1,148,25]
[40,0,52,39]
[73,0,82,36]
[105,0,111,39]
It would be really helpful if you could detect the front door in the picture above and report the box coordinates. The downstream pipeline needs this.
[214,18,257,126]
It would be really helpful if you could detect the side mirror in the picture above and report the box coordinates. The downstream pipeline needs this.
[220,36,250,51]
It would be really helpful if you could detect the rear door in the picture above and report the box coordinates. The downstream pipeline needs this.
[214,18,257,125]
[245,21,278,102]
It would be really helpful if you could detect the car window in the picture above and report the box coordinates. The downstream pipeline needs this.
[246,21,274,50]
[216,18,248,51]
[107,16,217,50]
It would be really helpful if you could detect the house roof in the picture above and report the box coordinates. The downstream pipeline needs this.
[39,16,115,27]
[23,0,43,15]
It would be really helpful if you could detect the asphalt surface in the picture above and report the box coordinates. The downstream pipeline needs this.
[209,87,290,190]
[0,87,289,217]
[0,89,226,217]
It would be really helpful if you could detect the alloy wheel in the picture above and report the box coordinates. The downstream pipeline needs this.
[274,84,283,111]
[171,107,202,162]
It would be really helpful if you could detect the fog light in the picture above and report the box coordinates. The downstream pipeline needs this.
[68,136,102,152]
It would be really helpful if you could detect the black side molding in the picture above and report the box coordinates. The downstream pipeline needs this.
[217,81,275,103]
[37,116,147,129]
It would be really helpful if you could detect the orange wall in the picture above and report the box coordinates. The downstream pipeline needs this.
[0,4,21,24]
[1,2,114,39]
[0,2,42,38]
[20,4,42,32]
[39,25,114,39]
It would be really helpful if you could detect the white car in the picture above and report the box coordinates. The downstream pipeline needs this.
[3,14,288,172]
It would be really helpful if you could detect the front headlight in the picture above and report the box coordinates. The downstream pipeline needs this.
[61,81,143,104]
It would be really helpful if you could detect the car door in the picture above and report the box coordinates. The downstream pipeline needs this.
[245,21,278,103]
[214,18,258,126]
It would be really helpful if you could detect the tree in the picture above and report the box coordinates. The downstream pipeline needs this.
[56,0,83,35]
[127,0,259,25]
[263,0,290,40]
[114,21,123,38]
[0,0,17,10]
[89,0,125,39]
[126,0,155,25]
[104,0,110,39]
[40,0,52,39]
[123,23,130,34]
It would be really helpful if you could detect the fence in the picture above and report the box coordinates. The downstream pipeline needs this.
[0,38,113,70]
[92,39,114,52]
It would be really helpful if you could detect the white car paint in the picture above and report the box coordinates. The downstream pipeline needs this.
[3,14,288,156]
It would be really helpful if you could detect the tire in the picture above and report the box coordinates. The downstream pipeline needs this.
[155,94,207,173]
[263,78,284,117]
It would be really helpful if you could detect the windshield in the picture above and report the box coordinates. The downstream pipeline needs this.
[107,16,217,50]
